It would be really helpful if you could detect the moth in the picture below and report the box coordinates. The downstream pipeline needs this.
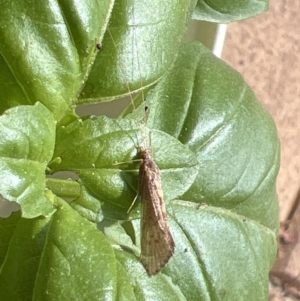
[100,4,175,275]
[138,146,175,275]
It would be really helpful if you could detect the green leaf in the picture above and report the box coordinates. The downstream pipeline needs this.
[0,199,276,300]
[79,0,196,103]
[193,0,269,22]
[145,42,280,233]
[166,201,277,301]
[0,0,113,120]
[98,201,276,300]
[115,261,137,300]
[0,103,56,218]
[70,181,107,222]
[115,249,187,301]
[50,116,199,220]
[0,197,117,301]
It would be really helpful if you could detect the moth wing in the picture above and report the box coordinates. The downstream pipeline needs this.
[140,214,175,275]
[139,169,175,275]
[138,150,175,275]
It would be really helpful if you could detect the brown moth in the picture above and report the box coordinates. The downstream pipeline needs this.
[138,147,175,276]
[101,5,175,275]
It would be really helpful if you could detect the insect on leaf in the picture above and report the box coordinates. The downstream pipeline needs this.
[138,148,175,275]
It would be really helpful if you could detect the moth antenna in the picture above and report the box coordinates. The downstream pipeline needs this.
[132,7,146,110]
[133,4,149,146]
[148,131,153,155]
[102,2,146,114]
[105,29,136,111]
[99,3,150,152]
[112,119,141,152]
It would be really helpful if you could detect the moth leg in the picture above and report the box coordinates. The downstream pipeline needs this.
[127,194,140,213]
[112,158,142,166]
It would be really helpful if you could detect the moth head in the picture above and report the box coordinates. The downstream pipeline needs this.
[139,148,152,161]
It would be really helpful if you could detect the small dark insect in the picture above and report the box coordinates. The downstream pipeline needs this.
[96,43,103,50]
[138,148,175,275]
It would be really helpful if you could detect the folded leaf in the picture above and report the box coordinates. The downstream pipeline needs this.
[193,0,269,22]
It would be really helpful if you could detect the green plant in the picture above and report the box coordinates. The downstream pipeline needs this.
[0,0,279,300]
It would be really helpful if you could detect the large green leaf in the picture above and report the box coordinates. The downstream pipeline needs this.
[0,0,196,118]
[0,103,56,218]
[193,0,269,22]
[146,42,280,233]
[0,199,277,301]
[49,116,199,220]
[166,201,276,301]
[0,0,112,120]
[95,201,277,301]
[0,197,117,301]
[79,0,196,103]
